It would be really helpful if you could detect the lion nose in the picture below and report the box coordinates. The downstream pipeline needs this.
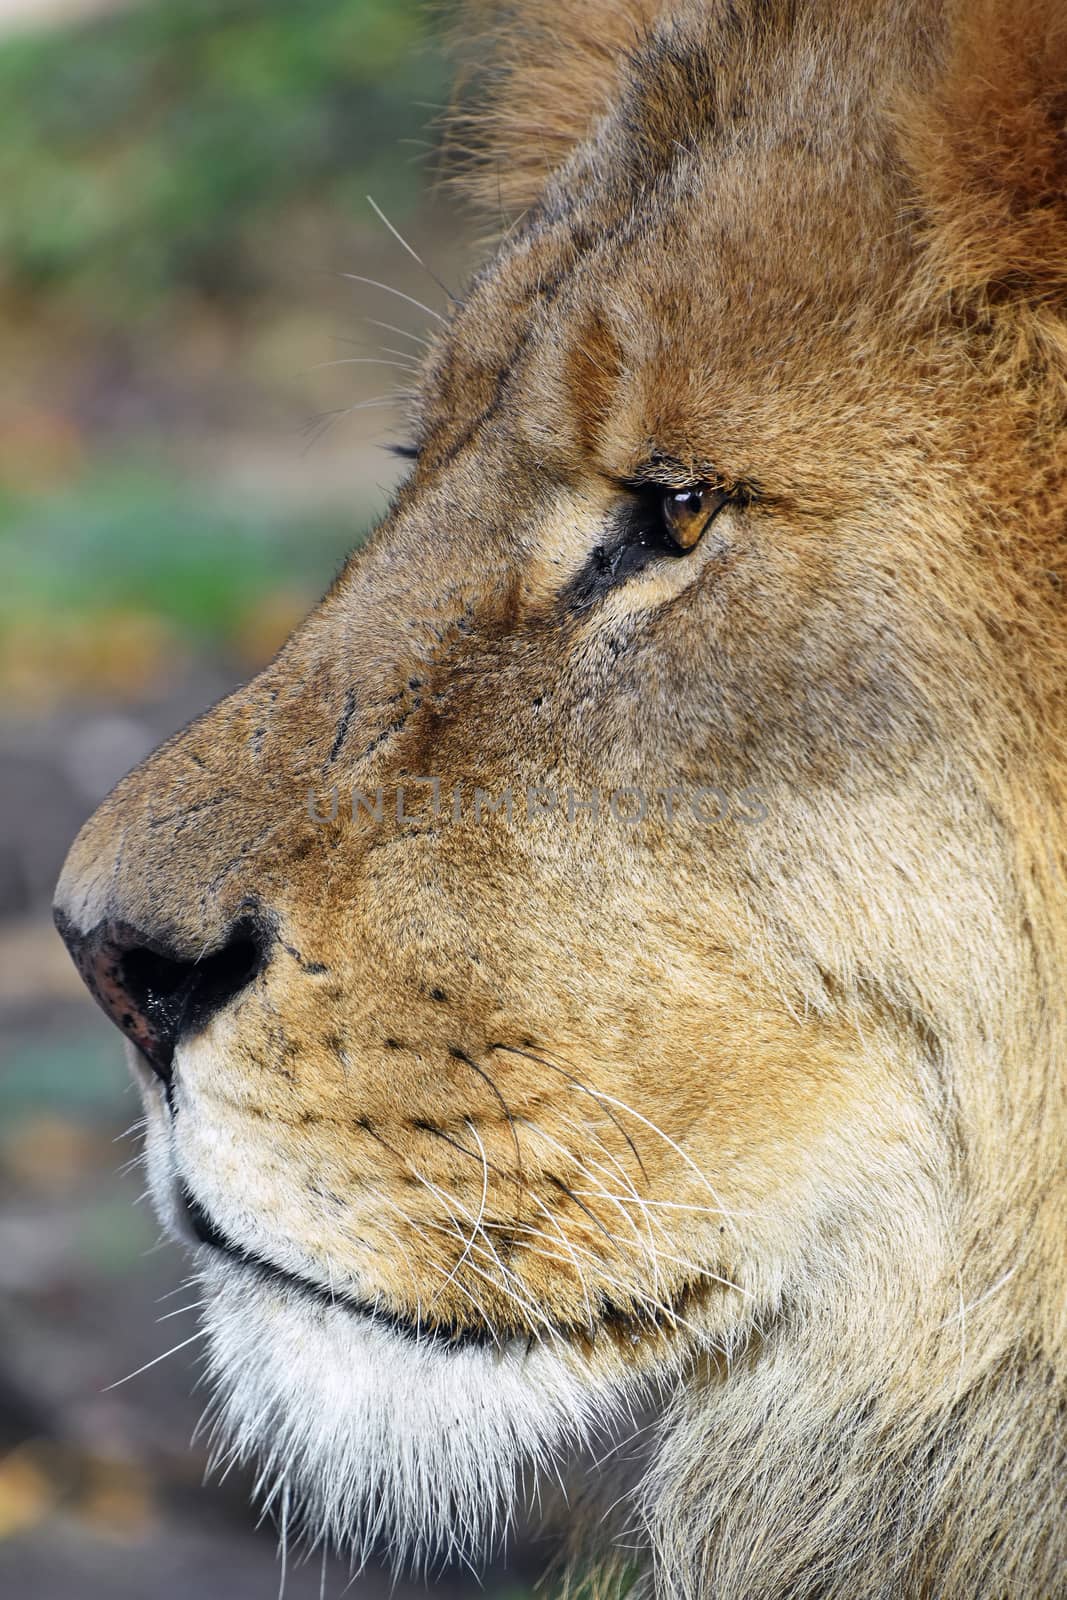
[53,909,273,1084]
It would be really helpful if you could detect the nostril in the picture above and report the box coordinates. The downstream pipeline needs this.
[53,907,273,1084]
[121,948,190,999]
[120,927,263,1040]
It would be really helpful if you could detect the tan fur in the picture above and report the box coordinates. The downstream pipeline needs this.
[447,0,667,216]
[55,1,1066,1594]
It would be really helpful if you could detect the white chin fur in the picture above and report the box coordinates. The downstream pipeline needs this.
[197,1256,648,1570]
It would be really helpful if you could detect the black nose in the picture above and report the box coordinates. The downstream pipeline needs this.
[53,909,273,1084]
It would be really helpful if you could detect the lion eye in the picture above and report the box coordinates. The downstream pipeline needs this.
[662,485,729,551]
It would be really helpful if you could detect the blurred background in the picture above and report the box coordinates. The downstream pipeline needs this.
[0,2,530,1593]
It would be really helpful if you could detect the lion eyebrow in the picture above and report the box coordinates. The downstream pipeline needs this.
[624,451,697,486]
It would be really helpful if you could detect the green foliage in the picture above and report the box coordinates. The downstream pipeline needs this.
[0,0,444,318]
[0,460,372,642]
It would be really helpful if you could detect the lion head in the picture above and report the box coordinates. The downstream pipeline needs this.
[54,1,1066,1594]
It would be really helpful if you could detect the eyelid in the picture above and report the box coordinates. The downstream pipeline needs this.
[622,470,747,496]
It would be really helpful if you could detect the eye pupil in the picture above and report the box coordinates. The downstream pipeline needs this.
[662,483,720,552]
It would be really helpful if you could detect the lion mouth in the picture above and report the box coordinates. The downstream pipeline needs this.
[176,1182,498,1350]
[176,1181,718,1358]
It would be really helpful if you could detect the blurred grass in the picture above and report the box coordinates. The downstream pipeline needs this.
[0,460,365,639]
[0,461,377,704]
[0,1033,125,1124]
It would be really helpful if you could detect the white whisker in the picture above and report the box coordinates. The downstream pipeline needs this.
[365,316,431,349]
[366,194,456,303]
[340,272,447,324]
[103,1329,207,1390]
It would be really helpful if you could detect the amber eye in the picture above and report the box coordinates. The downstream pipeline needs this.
[662,484,730,551]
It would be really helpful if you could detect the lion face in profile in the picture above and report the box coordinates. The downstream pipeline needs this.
[54,2,1066,1595]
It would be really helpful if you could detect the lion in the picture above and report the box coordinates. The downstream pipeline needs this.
[53,0,1066,1594]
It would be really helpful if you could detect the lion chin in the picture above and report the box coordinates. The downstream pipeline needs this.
[197,1265,629,1568]
[54,0,1066,1595]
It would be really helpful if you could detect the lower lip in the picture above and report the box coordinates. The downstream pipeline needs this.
[176,1183,496,1349]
